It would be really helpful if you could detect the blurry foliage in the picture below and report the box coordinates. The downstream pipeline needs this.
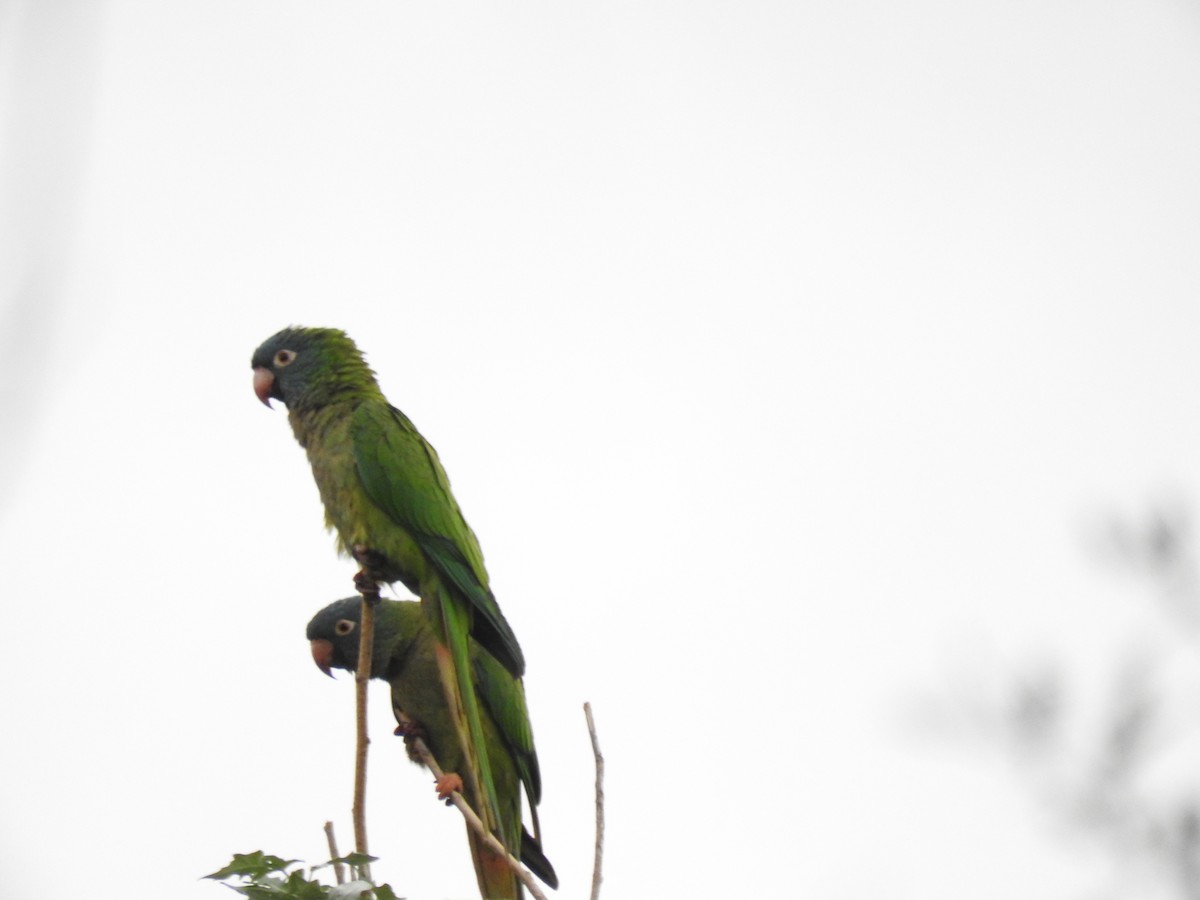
[920,502,1200,899]
[1100,505,1200,632]
[205,851,399,900]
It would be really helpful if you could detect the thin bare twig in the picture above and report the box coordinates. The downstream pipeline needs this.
[323,821,346,885]
[394,710,549,900]
[585,702,604,900]
[354,588,380,881]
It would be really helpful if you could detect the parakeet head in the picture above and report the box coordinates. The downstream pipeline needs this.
[306,596,423,678]
[305,596,365,676]
[251,327,378,411]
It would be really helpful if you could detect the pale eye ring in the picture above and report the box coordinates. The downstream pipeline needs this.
[275,349,296,367]
[335,619,355,636]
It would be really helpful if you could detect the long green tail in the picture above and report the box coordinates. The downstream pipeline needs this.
[430,588,506,848]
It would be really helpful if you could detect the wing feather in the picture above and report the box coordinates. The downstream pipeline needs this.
[352,403,525,675]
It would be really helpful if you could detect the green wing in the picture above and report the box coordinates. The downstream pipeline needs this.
[473,647,542,815]
[351,402,525,676]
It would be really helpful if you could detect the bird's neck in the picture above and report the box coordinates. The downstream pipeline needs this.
[286,398,358,450]
[377,622,428,680]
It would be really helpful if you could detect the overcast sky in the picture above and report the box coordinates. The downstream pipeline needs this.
[2,2,1200,898]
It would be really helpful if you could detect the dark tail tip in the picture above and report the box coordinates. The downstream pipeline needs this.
[520,826,559,890]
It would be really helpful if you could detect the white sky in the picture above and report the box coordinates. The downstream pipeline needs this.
[2,2,1200,898]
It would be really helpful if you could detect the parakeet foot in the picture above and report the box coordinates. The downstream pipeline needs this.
[393,719,426,739]
[351,546,389,596]
[394,717,428,742]
[395,719,429,763]
[435,772,463,803]
[353,570,380,596]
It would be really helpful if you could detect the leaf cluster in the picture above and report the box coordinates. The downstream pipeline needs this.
[205,851,399,900]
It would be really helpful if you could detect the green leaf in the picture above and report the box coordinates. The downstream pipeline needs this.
[312,852,380,876]
[204,849,395,899]
[205,851,301,881]
[242,886,293,900]
[228,872,328,899]
[337,852,379,867]
[282,869,330,899]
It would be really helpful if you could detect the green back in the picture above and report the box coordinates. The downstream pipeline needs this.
[352,402,525,676]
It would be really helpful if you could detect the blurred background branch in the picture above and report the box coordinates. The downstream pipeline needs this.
[916,500,1200,899]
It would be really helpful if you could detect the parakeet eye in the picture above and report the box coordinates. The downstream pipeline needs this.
[335,619,356,636]
[274,349,296,367]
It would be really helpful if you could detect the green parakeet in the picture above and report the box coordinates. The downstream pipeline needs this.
[251,326,523,841]
[307,596,557,900]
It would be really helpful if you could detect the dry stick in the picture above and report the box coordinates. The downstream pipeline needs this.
[584,702,605,900]
[394,710,550,900]
[354,588,381,882]
[323,821,346,885]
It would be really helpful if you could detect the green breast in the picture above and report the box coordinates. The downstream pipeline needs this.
[290,403,434,588]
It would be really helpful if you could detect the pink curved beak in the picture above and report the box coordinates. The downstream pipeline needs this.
[253,367,275,407]
[310,639,335,677]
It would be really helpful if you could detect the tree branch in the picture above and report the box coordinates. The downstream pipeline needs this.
[353,588,380,881]
[323,821,346,885]
[585,702,604,900]
[394,710,549,900]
